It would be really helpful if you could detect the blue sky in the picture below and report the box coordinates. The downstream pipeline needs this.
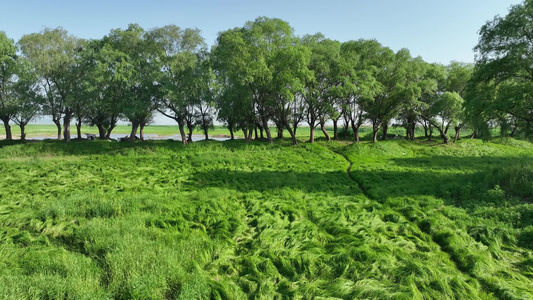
[1,0,520,64]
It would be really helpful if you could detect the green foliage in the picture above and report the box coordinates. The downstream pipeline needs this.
[468,0,533,138]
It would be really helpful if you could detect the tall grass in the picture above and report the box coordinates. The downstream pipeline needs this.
[0,138,532,298]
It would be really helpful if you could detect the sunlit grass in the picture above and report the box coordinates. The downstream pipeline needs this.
[0,138,532,298]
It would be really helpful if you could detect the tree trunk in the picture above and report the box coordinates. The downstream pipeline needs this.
[53,118,62,140]
[178,117,188,145]
[343,122,349,140]
[350,118,359,143]
[97,124,106,139]
[286,125,298,145]
[454,127,460,143]
[440,130,450,144]
[242,128,248,141]
[430,122,450,144]
[333,119,339,141]
[76,119,82,140]
[63,111,73,142]
[423,123,428,138]
[248,127,253,142]
[19,123,26,141]
[308,119,316,143]
[254,126,258,140]
[106,124,116,140]
[1,117,12,140]
[372,121,379,143]
[261,116,272,143]
[320,122,331,141]
[453,125,463,143]
[204,126,209,140]
[381,123,388,141]
[187,124,193,143]
[228,123,235,140]
[139,123,145,141]
[129,122,139,142]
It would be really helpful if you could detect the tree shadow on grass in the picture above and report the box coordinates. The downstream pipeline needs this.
[188,169,363,197]
[352,155,532,210]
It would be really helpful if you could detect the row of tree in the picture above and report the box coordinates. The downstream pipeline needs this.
[0,2,531,144]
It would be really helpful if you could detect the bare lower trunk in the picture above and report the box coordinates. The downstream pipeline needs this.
[248,127,253,142]
[350,119,359,143]
[76,119,82,139]
[440,131,450,144]
[453,125,463,143]
[381,123,388,141]
[63,111,73,142]
[177,116,188,145]
[187,125,193,143]
[308,120,316,143]
[333,119,339,140]
[129,122,139,142]
[204,126,209,140]
[286,125,298,145]
[1,117,12,140]
[309,126,315,143]
[139,123,145,141]
[261,116,272,143]
[19,123,26,141]
[106,124,116,140]
[53,118,62,140]
[228,123,235,140]
[242,128,248,141]
[320,122,331,141]
[97,124,106,139]
[372,122,379,143]
[343,122,349,140]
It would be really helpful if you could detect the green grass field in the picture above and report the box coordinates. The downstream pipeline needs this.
[0,136,532,299]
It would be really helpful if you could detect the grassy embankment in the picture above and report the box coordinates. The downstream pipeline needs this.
[0,136,532,299]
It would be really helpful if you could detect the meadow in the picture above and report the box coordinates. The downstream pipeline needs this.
[0,133,532,299]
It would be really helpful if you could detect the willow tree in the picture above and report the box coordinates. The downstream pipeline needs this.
[356,41,413,143]
[213,17,310,144]
[301,34,339,143]
[19,27,80,141]
[12,58,43,140]
[148,25,205,144]
[470,0,533,136]
[0,31,17,140]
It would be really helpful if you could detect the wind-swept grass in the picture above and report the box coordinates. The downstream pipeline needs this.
[341,138,533,299]
[0,138,532,299]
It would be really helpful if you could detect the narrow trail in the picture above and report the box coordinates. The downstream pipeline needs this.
[326,144,370,198]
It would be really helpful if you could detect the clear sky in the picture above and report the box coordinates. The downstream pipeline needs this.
[0,0,521,65]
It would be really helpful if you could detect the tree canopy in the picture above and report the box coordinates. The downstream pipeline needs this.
[1,6,532,143]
